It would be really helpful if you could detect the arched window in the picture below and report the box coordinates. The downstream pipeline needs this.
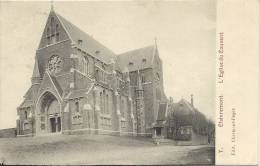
[100,92,103,113]
[75,101,79,113]
[47,17,60,44]
[156,73,160,81]
[106,94,109,114]
[25,110,28,119]
[103,90,106,114]
[121,99,125,117]
[141,75,145,83]
[102,65,105,82]
[95,69,99,81]
[55,24,59,42]
[47,28,50,37]
[84,56,89,75]
[55,24,59,33]
[50,17,54,31]
[56,32,59,42]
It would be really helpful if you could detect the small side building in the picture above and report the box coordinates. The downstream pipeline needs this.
[153,95,215,145]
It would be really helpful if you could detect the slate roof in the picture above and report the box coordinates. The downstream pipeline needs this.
[19,86,34,108]
[66,90,88,100]
[116,45,155,72]
[19,100,33,108]
[23,87,33,101]
[65,86,93,100]
[153,121,166,127]
[56,13,116,64]
[172,99,195,116]
[49,74,63,96]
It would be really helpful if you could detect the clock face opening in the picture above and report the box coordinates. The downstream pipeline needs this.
[48,55,63,74]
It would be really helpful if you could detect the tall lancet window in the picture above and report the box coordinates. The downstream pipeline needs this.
[47,28,51,45]
[55,24,59,42]
[83,56,89,75]
[46,17,60,45]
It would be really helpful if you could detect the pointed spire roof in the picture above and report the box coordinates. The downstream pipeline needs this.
[154,37,158,48]
[50,0,54,11]
[32,59,40,78]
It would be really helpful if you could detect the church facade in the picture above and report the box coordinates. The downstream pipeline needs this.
[16,8,167,136]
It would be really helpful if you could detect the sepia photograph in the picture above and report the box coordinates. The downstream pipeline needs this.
[0,1,216,165]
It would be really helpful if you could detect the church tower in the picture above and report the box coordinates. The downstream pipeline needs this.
[135,71,145,135]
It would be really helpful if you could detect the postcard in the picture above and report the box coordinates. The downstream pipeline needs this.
[0,0,258,165]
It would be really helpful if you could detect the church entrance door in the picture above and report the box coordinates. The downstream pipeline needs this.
[49,116,61,133]
[39,91,61,134]
[50,117,56,132]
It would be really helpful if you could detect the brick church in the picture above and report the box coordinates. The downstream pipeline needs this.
[16,7,167,136]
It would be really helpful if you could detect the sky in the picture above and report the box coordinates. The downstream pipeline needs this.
[0,1,216,129]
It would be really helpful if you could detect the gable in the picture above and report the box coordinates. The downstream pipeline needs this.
[173,99,195,116]
[37,71,63,101]
[38,10,70,49]
[116,45,155,72]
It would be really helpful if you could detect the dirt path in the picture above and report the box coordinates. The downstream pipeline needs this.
[0,134,214,165]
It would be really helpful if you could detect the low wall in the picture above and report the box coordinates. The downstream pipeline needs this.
[175,130,208,146]
[62,127,152,137]
[0,128,17,138]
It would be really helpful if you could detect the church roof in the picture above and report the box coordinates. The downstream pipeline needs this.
[23,86,33,101]
[116,45,155,72]
[55,13,116,64]
[49,74,63,96]
[65,83,94,100]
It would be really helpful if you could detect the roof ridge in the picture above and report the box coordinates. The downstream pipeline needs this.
[117,44,154,56]
[56,13,116,56]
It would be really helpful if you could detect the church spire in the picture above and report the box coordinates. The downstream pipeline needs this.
[154,37,158,49]
[31,59,41,85]
[32,59,40,78]
[50,0,54,11]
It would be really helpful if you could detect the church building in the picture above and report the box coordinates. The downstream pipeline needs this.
[16,7,167,136]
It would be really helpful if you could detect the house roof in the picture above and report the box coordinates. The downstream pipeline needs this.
[172,99,195,116]
[116,45,155,72]
[55,12,116,64]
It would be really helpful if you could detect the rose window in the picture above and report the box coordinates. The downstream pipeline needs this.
[48,55,62,74]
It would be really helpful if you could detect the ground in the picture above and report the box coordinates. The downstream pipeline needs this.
[0,134,215,165]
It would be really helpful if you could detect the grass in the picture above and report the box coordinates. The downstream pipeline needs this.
[0,134,215,165]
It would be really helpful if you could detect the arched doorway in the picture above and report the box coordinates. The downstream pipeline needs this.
[38,91,61,134]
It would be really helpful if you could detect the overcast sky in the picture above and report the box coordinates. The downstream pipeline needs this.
[0,1,216,129]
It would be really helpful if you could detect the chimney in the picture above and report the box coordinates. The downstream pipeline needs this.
[191,94,194,106]
[169,97,173,104]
